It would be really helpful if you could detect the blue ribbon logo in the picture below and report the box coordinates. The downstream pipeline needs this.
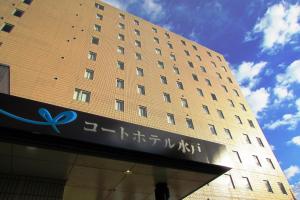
[0,108,77,133]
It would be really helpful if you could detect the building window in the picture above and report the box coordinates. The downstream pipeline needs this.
[202,105,210,114]
[118,23,125,29]
[13,9,24,17]
[94,24,101,32]
[192,45,198,51]
[235,115,242,124]
[73,88,91,103]
[152,27,157,33]
[211,93,217,101]
[192,74,198,81]
[228,77,233,83]
[160,75,167,84]
[200,66,207,73]
[157,61,164,69]
[137,85,145,95]
[205,79,212,86]
[181,98,188,108]
[1,23,14,33]
[184,50,190,56]
[176,81,184,90]
[170,53,176,61]
[240,103,247,111]
[196,55,201,61]
[222,66,227,72]
[173,67,180,74]
[91,36,99,45]
[134,19,139,25]
[135,53,142,60]
[155,48,162,55]
[197,88,204,97]
[252,155,262,167]
[248,119,255,128]
[228,99,235,107]
[154,37,159,44]
[134,29,140,36]
[181,40,186,46]
[207,51,212,57]
[88,51,97,61]
[224,174,235,189]
[84,68,94,80]
[117,46,124,54]
[208,124,217,135]
[216,72,222,79]
[116,78,124,89]
[0,64,10,94]
[243,134,251,144]
[165,32,170,38]
[188,61,194,68]
[167,113,175,125]
[217,109,224,119]
[135,40,141,48]
[118,33,125,41]
[224,129,233,139]
[242,177,253,191]
[23,0,33,5]
[222,85,228,93]
[163,92,171,103]
[115,99,124,112]
[138,106,147,117]
[119,13,125,19]
[256,137,264,147]
[278,182,287,194]
[211,61,216,68]
[266,158,275,169]
[263,180,273,193]
[233,151,242,163]
[167,42,173,49]
[117,61,124,70]
[217,55,222,61]
[136,67,144,76]
[233,89,239,96]
[96,13,103,20]
[186,118,194,129]
[95,3,104,10]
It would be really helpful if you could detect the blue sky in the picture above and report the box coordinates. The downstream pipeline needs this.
[102,0,300,197]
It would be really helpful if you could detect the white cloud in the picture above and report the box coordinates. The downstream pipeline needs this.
[162,23,174,31]
[288,136,300,146]
[270,145,276,150]
[246,2,300,52]
[102,0,134,10]
[276,59,300,86]
[284,165,300,179]
[273,85,294,103]
[292,181,300,199]
[142,0,164,21]
[246,88,270,116]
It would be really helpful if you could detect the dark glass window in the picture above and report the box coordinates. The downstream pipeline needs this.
[0,64,10,94]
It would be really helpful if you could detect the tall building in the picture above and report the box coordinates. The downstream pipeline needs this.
[0,0,294,200]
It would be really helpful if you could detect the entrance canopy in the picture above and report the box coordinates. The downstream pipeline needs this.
[0,94,231,199]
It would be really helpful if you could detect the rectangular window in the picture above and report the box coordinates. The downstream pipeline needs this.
[118,33,125,41]
[118,23,125,29]
[135,53,142,60]
[117,61,124,70]
[208,124,217,135]
[73,88,91,103]
[23,0,33,5]
[138,106,147,117]
[116,78,124,89]
[243,134,251,144]
[278,182,287,194]
[117,46,124,54]
[176,81,184,90]
[217,109,224,119]
[186,118,194,129]
[196,55,201,61]
[184,50,190,56]
[233,151,242,163]
[224,129,233,139]
[167,113,175,125]
[173,67,180,74]
[115,99,124,112]
[202,105,210,114]
[192,74,198,81]
[181,40,186,46]
[222,66,227,72]
[134,29,140,36]
[257,137,264,147]
[240,103,247,111]
[222,85,228,93]
[192,45,198,50]
[136,67,144,76]
[165,32,170,38]
[216,72,222,79]
[235,115,242,124]
[154,37,159,44]
[197,88,204,97]
[200,66,207,73]
[242,177,252,190]
[233,89,239,96]
[263,180,273,193]
[134,19,139,25]
[13,9,24,17]
[248,119,255,128]
[167,42,173,49]
[188,61,194,68]
[228,77,233,83]
[94,24,101,32]
[1,23,14,33]
[266,158,275,169]
[157,61,164,69]
[211,93,217,101]
[135,40,141,48]
[228,99,235,107]
[224,174,235,189]
[84,68,94,80]
[91,36,99,45]
[170,54,176,61]
[119,13,125,19]
[155,48,162,55]
[217,55,222,61]
[163,92,171,103]
[211,61,216,68]
[181,98,188,108]
[96,13,103,20]
[160,75,167,84]
[88,51,97,61]
[95,3,104,10]
[252,155,262,167]
[0,64,10,94]
[205,79,212,86]
[152,27,157,33]
[207,51,212,57]
[137,85,145,95]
